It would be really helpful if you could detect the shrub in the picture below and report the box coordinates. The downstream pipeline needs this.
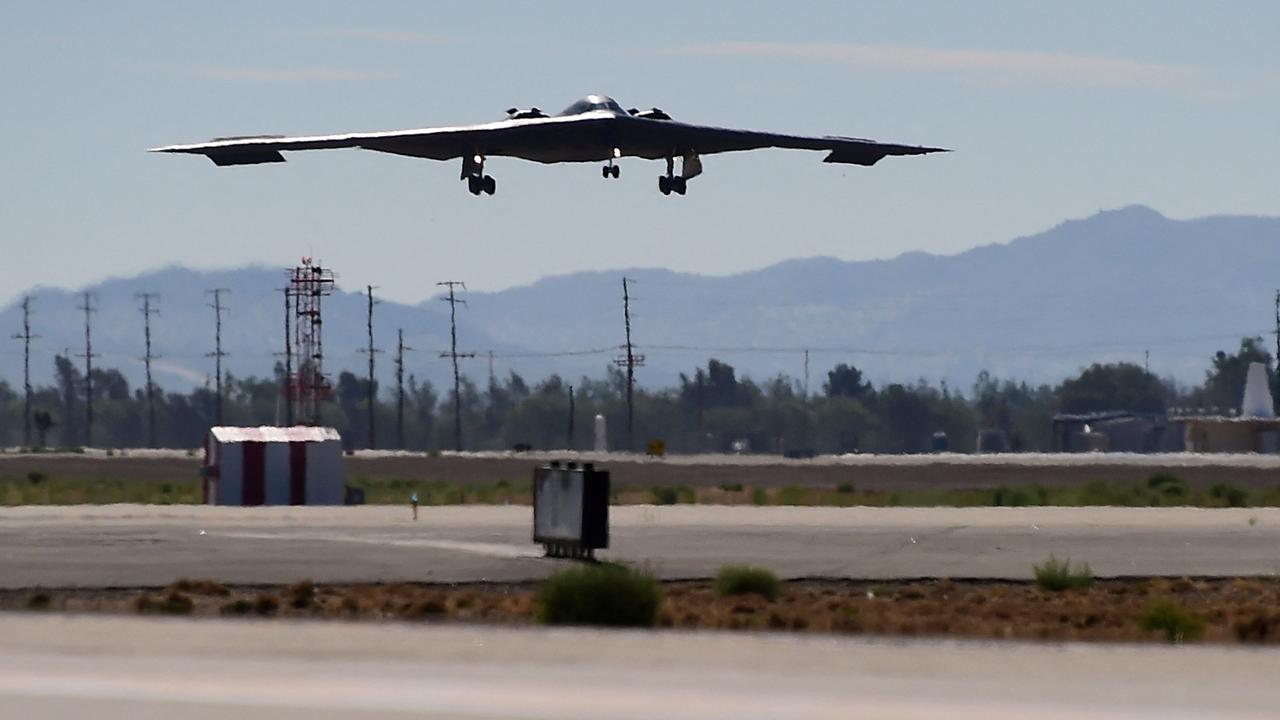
[1033,554,1093,591]
[1139,597,1204,643]
[1147,472,1182,489]
[835,482,855,494]
[718,482,744,492]
[26,592,52,610]
[136,590,194,615]
[536,563,661,627]
[750,488,768,505]
[993,486,1034,507]
[26,471,46,485]
[1210,483,1249,508]
[714,565,782,601]
[650,486,678,505]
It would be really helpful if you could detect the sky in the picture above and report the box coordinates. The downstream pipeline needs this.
[1,1,1277,308]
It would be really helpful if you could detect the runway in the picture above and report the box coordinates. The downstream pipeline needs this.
[1,504,1277,587]
[0,613,1276,719]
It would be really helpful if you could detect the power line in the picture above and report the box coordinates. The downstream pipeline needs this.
[136,293,160,448]
[438,281,474,452]
[11,296,37,448]
[206,289,229,426]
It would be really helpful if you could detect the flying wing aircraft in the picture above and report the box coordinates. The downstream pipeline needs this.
[151,94,947,196]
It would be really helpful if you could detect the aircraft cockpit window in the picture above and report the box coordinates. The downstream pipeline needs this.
[560,96,625,116]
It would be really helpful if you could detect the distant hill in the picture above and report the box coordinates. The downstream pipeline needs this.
[2,206,1278,394]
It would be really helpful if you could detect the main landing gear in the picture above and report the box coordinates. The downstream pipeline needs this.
[462,154,496,196]
[658,151,700,196]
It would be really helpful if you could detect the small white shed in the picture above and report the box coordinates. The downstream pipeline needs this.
[202,426,345,506]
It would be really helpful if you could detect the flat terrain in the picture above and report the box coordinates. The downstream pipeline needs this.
[2,505,1277,587]
[6,449,1280,492]
[8,576,1280,644]
[1,613,1276,719]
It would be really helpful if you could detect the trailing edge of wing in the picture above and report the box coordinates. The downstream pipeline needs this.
[822,142,949,167]
[208,149,287,166]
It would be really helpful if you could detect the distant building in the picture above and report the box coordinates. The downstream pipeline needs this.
[201,426,345,505]
[1178,362,1280,453]
[1051,411,1181,453]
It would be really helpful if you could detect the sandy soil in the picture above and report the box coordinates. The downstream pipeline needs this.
[4,450,1280,491]
[6,576,1278,645]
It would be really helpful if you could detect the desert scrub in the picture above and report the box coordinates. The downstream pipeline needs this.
[1033,554,1094,591]
[1139,597,1205,643]
[714,565,782,601]
[135,590,194,615]
[536,563,662,628]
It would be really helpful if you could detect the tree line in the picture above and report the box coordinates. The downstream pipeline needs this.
[0,338,1272,453]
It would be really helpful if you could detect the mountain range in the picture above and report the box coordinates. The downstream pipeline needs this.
[2,205,1277,395]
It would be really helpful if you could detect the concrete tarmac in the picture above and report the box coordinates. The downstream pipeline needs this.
[1,505,1278,587]
[0,613,1276,719]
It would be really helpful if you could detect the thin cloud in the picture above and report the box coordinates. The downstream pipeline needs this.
[190,65,388,82]
[671,42,1189,85]
[295,28,456,46]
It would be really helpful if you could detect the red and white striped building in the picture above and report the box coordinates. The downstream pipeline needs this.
[202,426,345,506]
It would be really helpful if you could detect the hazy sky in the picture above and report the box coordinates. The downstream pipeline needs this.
[1,1,1276,307]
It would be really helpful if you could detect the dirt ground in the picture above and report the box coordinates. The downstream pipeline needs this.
[4,452,1280,491]
[6,576,1279,645]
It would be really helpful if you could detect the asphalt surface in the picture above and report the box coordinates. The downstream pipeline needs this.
[1,613,1276,719]
[2,505,1278,587]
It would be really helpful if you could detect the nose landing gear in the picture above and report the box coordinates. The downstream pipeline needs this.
[602,147,621,179]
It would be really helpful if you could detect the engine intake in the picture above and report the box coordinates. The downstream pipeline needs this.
[628,107,672,121]
[505,107,547,120]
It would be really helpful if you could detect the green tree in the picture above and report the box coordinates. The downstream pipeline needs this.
[1058,363,1168,414]
[824,363,873,401]
[1197,337,1274,413]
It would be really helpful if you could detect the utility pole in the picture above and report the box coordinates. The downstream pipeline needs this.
[282,287,294,426]
[11,297,37,448]
[77,292,96,448]
[360,285,382,449]
[394,328,412,450]
[136,293,160,448]
[1274,290,1280,408]
[803,348,810,398]
[438,281,474,452]
[1144,349,1150,375]
[695,370,704,452]
[488,349,496,388]
[206,289,229,426]
[613,277,645,452]
[567,384,575,450]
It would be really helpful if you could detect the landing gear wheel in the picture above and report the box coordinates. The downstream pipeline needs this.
[482,175,496,195]
[672,177,687,195]
[610,165,620,179]
[658,176,671,195]
[602,166,610,179]
[467,176,481,195]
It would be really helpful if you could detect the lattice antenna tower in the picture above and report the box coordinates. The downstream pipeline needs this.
[289,259,336,425]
